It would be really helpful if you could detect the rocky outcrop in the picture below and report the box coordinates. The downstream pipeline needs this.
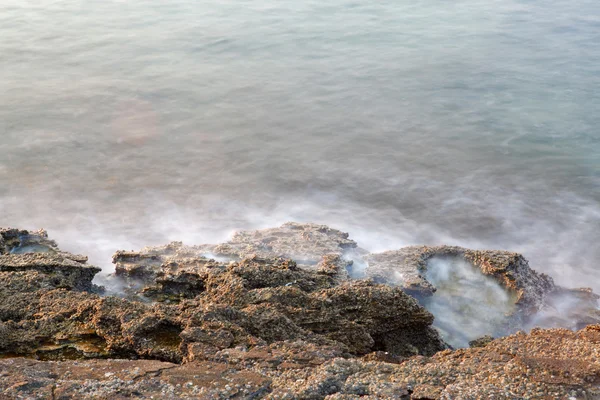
[365,246,555,307]
[207,222,365,265]
[113,224,600,347]
[3,223,600,399]
[112,225,362,300]
[3,326,600,399]
[365,245,600,332]
[0,228,447,368]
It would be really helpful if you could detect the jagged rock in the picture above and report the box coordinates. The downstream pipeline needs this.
[0,227,97,295]
[365,246,555,308]
[208,222,366,267]
[0,229,447,364]
[112,223,363,299]
[0,227,88,263]
[365,245,600,334]
[0,228,59,255]
[5,326,600,399]
[468,335,494,348]
[364,248,438,297]
[1,254,100,292]
[4,224,600,399]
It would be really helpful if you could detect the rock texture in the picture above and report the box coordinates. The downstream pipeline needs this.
[3,327,600,399]
[208,222,365,265]
[365,245,600,330]
[2,224,600,399]
[0,227,447,364]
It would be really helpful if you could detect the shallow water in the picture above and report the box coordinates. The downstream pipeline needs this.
[1,0,599,292]
[9,243,55,254]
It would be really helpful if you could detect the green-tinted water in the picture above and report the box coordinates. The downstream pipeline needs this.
[1,0,598,292]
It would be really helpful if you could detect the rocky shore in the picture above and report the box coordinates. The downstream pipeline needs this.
[1,223,600,399]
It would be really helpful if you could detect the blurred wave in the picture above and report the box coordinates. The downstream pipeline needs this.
[1,0,598,292]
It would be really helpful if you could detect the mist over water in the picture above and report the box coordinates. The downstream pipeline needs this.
[423,257,517,348]
[1,0,599,297]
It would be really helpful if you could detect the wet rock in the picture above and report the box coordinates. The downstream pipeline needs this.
[4,223,600,399]
[365,246,555,309]
[113,241,215,280]
[208,222,366,267]
[525,286,600,331]
[364,247,438,298]
[1,228,59,255]
[0,228,98,295]
[1,254,100,292]
[112,223,364,299]
[0,228,447,365]
[0,227,88,263]
[468,335,494,348]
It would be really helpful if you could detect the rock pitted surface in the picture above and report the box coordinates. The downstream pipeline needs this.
[365,246,555,307]
[208,222,365,265]
[2,223,600,399]
[365,245,600,331]
[3,327,600,399]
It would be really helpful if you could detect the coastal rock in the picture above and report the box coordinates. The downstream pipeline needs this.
[365,245,600,332]
[208,222,364,265]
[0,227,96,293]
[109,223,600,349]
[1,254,100,292]
[0,229,447,364]
[4,326,600,399]
[0,227,88,263]
[113,222,362,284]
[365,246,555,308]
[0,358,271,399]
[3,224,600,399]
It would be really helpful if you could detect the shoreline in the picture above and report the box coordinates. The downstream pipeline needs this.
[1,223,599,399]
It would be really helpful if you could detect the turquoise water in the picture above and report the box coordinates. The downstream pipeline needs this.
[1,0,599,290]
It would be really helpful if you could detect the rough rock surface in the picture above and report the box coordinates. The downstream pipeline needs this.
[0,229,100,297]
[115,224,600,346]
[0,227,447,367]
[3,224,600,399]
[208,222,365,265]
[365,245,600,330]
[115,224,598,331]
[4,327,600,399]
[113,222,362,295]
[365,246,555,306]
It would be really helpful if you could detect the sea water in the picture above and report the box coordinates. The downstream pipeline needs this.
[1,0,598,295]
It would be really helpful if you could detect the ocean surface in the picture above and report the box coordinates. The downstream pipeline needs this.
[1,0,599,293]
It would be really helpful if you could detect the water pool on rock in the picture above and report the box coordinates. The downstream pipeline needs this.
[423,256,518,348]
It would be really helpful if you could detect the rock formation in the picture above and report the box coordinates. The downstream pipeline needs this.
[2,223,600,399]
